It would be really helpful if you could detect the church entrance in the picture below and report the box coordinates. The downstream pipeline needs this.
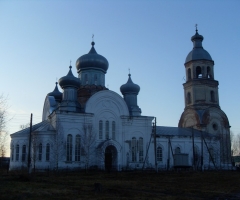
[104,145,117,171]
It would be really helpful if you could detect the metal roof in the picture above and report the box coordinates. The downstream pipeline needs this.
[156,126,217,138]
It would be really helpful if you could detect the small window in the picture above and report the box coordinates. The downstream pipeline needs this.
[46,143,50,161]
[22,145,26,162]
[16,144,19,161]
[85,74,88,84]
[212,123,218,131]
[94,74,97,85]
[196,66,202,78]
[67,134,73,161]
[157,147,163,161]
[99,120,103,139]
[105,121,109,139]
[11,145,14,161]
[131,137,137,162]
[139,137,143,162]
[210,91,215,102]
[112,121,116,140]
[38,143,42,161]
[175,147,181,154]
[187,92,191,104]
[188,68,191,80]
[75,134,81,161]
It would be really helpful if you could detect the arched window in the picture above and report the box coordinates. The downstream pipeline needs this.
[196,66,202,78]
[139,137,143,162]
[193,146,199,164]
[94,74,97,85]
[210,91,215,102]
[131,137,137,162]
[22,145,26,162]
[207,66,212,79]
[209,148,215,163]
[112,121,116,140]
[188,68,191,80]
[187,92,191,104]
[67,134,73,161]
[105,121,109,139]
[11,145,14,161]
[16,144,19,161]
[157,147,163,161]
[75,134,81,161]
[175,147,181,154]
[46,143,50,161]
[38,143,42,161]
[99,120,103,139]
[85,74,88,84]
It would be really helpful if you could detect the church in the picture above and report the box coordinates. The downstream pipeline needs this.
[9,29,232,171]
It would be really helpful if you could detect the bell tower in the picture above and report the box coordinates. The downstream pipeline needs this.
[183,27,219,109]
[178,28,231,167]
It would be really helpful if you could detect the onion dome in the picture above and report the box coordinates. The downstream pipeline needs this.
[185,29,213,64]
[59,66,80,89]
[47,82,62,102]
[76,42,109,73]
[120,74,140,95]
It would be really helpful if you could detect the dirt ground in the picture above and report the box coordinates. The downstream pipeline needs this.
[0,169,240,199]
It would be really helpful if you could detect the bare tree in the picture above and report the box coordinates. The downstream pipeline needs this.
[0,94,10,157]
[31,132,42,172]
[231,131,240,156]
[20,123,30,130]
[81,124,96,171]
[51,119,65,171]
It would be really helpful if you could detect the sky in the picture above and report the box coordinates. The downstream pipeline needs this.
[1,0,240,155]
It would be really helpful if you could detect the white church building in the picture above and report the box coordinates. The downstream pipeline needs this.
[9,29,231,171]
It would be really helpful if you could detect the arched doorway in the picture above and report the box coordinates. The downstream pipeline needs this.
[105,145,117,171]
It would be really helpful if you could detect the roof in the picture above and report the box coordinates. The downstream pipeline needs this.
[185,30,213,64]
[156,126,218,138]
[11,120,55,137]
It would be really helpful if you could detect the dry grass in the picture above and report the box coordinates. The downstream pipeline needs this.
[0,169,240,199]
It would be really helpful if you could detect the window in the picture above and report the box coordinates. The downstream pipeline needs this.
[193,146,199,164]
[11,145,14,161]
[209,148,215,163]
[46,143,50,161]
[175,147,181,154]
[16,144,19,161]
[207,67,212,79]
[22,145,26,162]
[85,74,88,84]
[210,91,215,102]
[94,74,97,85]
[131,137,137,162]
[112,121,116,140]
[157,147,163,161]
[196,66,202,78]
[187,92,191,104]
[188,68,191,80]
[139,137,143,162]
[105,121,109,139]
[38,143,42,161]
[99,120,103,139]
[75,134,81,161]
[67,134,73,161]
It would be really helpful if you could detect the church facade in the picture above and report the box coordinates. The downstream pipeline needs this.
[9,30,231,171]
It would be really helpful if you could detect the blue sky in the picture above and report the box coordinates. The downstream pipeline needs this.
[1,1,240,145]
